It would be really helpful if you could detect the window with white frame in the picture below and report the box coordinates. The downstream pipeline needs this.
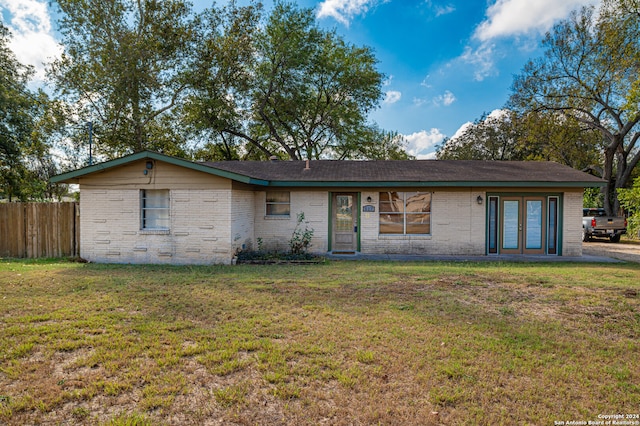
[141,189,170,230]
[379,191,431,235]
[266,191,290,216]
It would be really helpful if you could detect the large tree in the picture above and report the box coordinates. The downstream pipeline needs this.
[0,22,55,201]
[510,1,640,215]
[437,109,602,170]
[436,111,524,161]
[185,1,402,160]
[49,0,200,160]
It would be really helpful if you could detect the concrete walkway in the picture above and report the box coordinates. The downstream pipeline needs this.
[326,252,622,263]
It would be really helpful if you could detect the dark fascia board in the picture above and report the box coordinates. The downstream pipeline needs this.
[50,151,270,186]
[267,180,606,188]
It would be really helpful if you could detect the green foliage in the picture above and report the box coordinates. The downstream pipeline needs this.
[583,187,603,209]
[186,1,393,160]
[289,212,314,255]
[437,109,602,171]
[618,176,640,238]
[437,110,523,160]
[509,1,640,214]
[0,23,61,201]
[235,213,317,262]
[49,0,200,158]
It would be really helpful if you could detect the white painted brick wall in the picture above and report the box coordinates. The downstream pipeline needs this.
[562,190,583,256]
[231,190,255,253]
[80,185,584,262]
[360,190,486,255]
[80,188,234,264]
[253,191,328,253]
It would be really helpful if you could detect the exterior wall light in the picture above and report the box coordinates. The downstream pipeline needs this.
[476,195,483,205]
[366,196,372,203]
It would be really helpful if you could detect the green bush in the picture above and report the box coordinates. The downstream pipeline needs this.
[618,177,640,239]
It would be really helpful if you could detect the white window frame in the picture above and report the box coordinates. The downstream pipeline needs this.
[140,189,170,231]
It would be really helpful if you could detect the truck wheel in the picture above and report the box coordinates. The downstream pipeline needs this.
[609,235,621,243]
[582,228,590,242]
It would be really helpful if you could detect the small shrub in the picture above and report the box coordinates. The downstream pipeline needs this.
[289,212,314,255]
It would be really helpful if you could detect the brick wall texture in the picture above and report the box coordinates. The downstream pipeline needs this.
[77,159,584,263]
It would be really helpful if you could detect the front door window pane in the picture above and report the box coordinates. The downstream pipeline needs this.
[335,195,353,232]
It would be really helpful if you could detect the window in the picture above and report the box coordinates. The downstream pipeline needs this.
[488,196,499,254]
[266,191,290,216]
[547,196,558,255]
[379,192,431,234]
[141,189,170,230]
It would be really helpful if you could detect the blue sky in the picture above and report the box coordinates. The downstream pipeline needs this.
[1,0,599,158]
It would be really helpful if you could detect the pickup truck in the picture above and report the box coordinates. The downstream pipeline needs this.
[582,208,627,243]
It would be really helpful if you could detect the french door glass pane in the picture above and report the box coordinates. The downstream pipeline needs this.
[548,198,558,254]
[526,200,543,249]
[503,200,519,249]
[488,197,498,253]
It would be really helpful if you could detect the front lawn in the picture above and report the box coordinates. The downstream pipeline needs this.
[0,260,639,425]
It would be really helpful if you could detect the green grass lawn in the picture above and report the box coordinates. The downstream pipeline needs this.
[0,259,639,425]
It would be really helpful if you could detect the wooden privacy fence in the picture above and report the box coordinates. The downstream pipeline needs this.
[0,202,79,258]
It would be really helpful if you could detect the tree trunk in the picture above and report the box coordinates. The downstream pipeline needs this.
[602,143,616,216]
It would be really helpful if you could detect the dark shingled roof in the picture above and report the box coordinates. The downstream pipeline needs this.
[202,159,603,185]
[50,151,604,188]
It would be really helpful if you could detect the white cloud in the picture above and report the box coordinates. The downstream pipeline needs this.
[434,4,456,17]
[447,109,506,141]
[403,129,445,159]
[316,0,383,25]
[450,121,473,140]
[383,90,402,105]
[413,97,427,107]
[0,0,62,81]
[383,75,394,86]
[487,108,509,119]
[420,75,432,88]
[474,0,599,41]
[423,0,456,17]
[433,90,456,106]
[459,43,498,81]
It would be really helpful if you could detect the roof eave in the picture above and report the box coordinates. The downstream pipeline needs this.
[267,180,606,188]
[50,151,270,186]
